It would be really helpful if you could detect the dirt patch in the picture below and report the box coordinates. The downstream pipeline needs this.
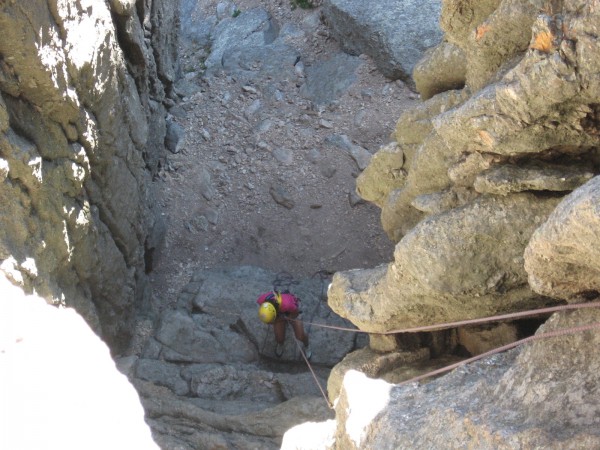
[149,0,419,314]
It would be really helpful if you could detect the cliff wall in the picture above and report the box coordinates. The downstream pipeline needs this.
[321,0,600,447]
[331,0,600,340]
[0,0,177,352]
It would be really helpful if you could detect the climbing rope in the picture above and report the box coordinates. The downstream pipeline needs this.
[196,274,600,409]
[298,319,600,410]
[397,321,600,386]
[287,300,600,409]
[287,300,600,335]
[291,327,333,409]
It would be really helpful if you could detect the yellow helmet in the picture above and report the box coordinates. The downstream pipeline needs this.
[258,302,277,324]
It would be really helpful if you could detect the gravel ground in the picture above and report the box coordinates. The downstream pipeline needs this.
[148,0,419,315]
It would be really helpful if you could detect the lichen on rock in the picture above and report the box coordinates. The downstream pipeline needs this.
[0,0,177,351]
[323,0,600,446]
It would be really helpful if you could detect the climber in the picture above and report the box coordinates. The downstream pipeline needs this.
[257,290,312,360]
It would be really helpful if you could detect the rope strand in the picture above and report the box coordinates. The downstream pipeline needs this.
[284,301,600,408]
[291,330,333,409]
[288,301,600,335]
[398,321,600,385]
[207,289,600,409]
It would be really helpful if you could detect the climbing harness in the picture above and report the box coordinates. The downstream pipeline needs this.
[259,270,330,359]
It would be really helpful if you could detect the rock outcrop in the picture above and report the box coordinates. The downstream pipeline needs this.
[331,308,600,449]
[319,0,600,446]
[126,266,359,449]
[322,0,443,83]
[525,175,600,299]
[332,0,600,332]
[0,0,177,352]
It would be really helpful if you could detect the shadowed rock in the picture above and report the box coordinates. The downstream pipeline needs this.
[0,0,175,352]
[132,266,358,448]
[413,41,467,100]
[322,0,443,83]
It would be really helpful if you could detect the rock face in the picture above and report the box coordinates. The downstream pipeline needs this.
[317,0,600,447]
[205,7,280,72]
[322,0,443,83]
[329,193,561,333]
[413,41,467,100]
[0,0,177,351]
[330,0,600,331]
[4,0,600,447]
[129,266,358,449]
[525,176,600,299]
[331,309,600,449]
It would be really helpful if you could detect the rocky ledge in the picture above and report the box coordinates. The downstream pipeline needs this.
[319,0,600,447]
[126,266,360,449]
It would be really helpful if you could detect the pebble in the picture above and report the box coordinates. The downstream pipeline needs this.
[204,208,219,225]
[326,134,372,170]
[319,119,334,129]
[244,99,262,118]
[273,148,294,165]
[361,89,373,100]
[242,85,258,95]
[306,148,321,163]
[269,185,295,209]
[187,215,209,232]
[320,164,337,178]
[201,128,211,141]
[349,191,366,207]
[295,61,305,78]
[381,84,395,96]
[255,119,273,134]
[299,114,312,125]
[198,167,216,200]
[353,110,367,127]
[221,92,232,105]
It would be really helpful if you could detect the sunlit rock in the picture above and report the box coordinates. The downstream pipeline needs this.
[330,194,561,333]
[0,0,174,351]
[525,176,600,299]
